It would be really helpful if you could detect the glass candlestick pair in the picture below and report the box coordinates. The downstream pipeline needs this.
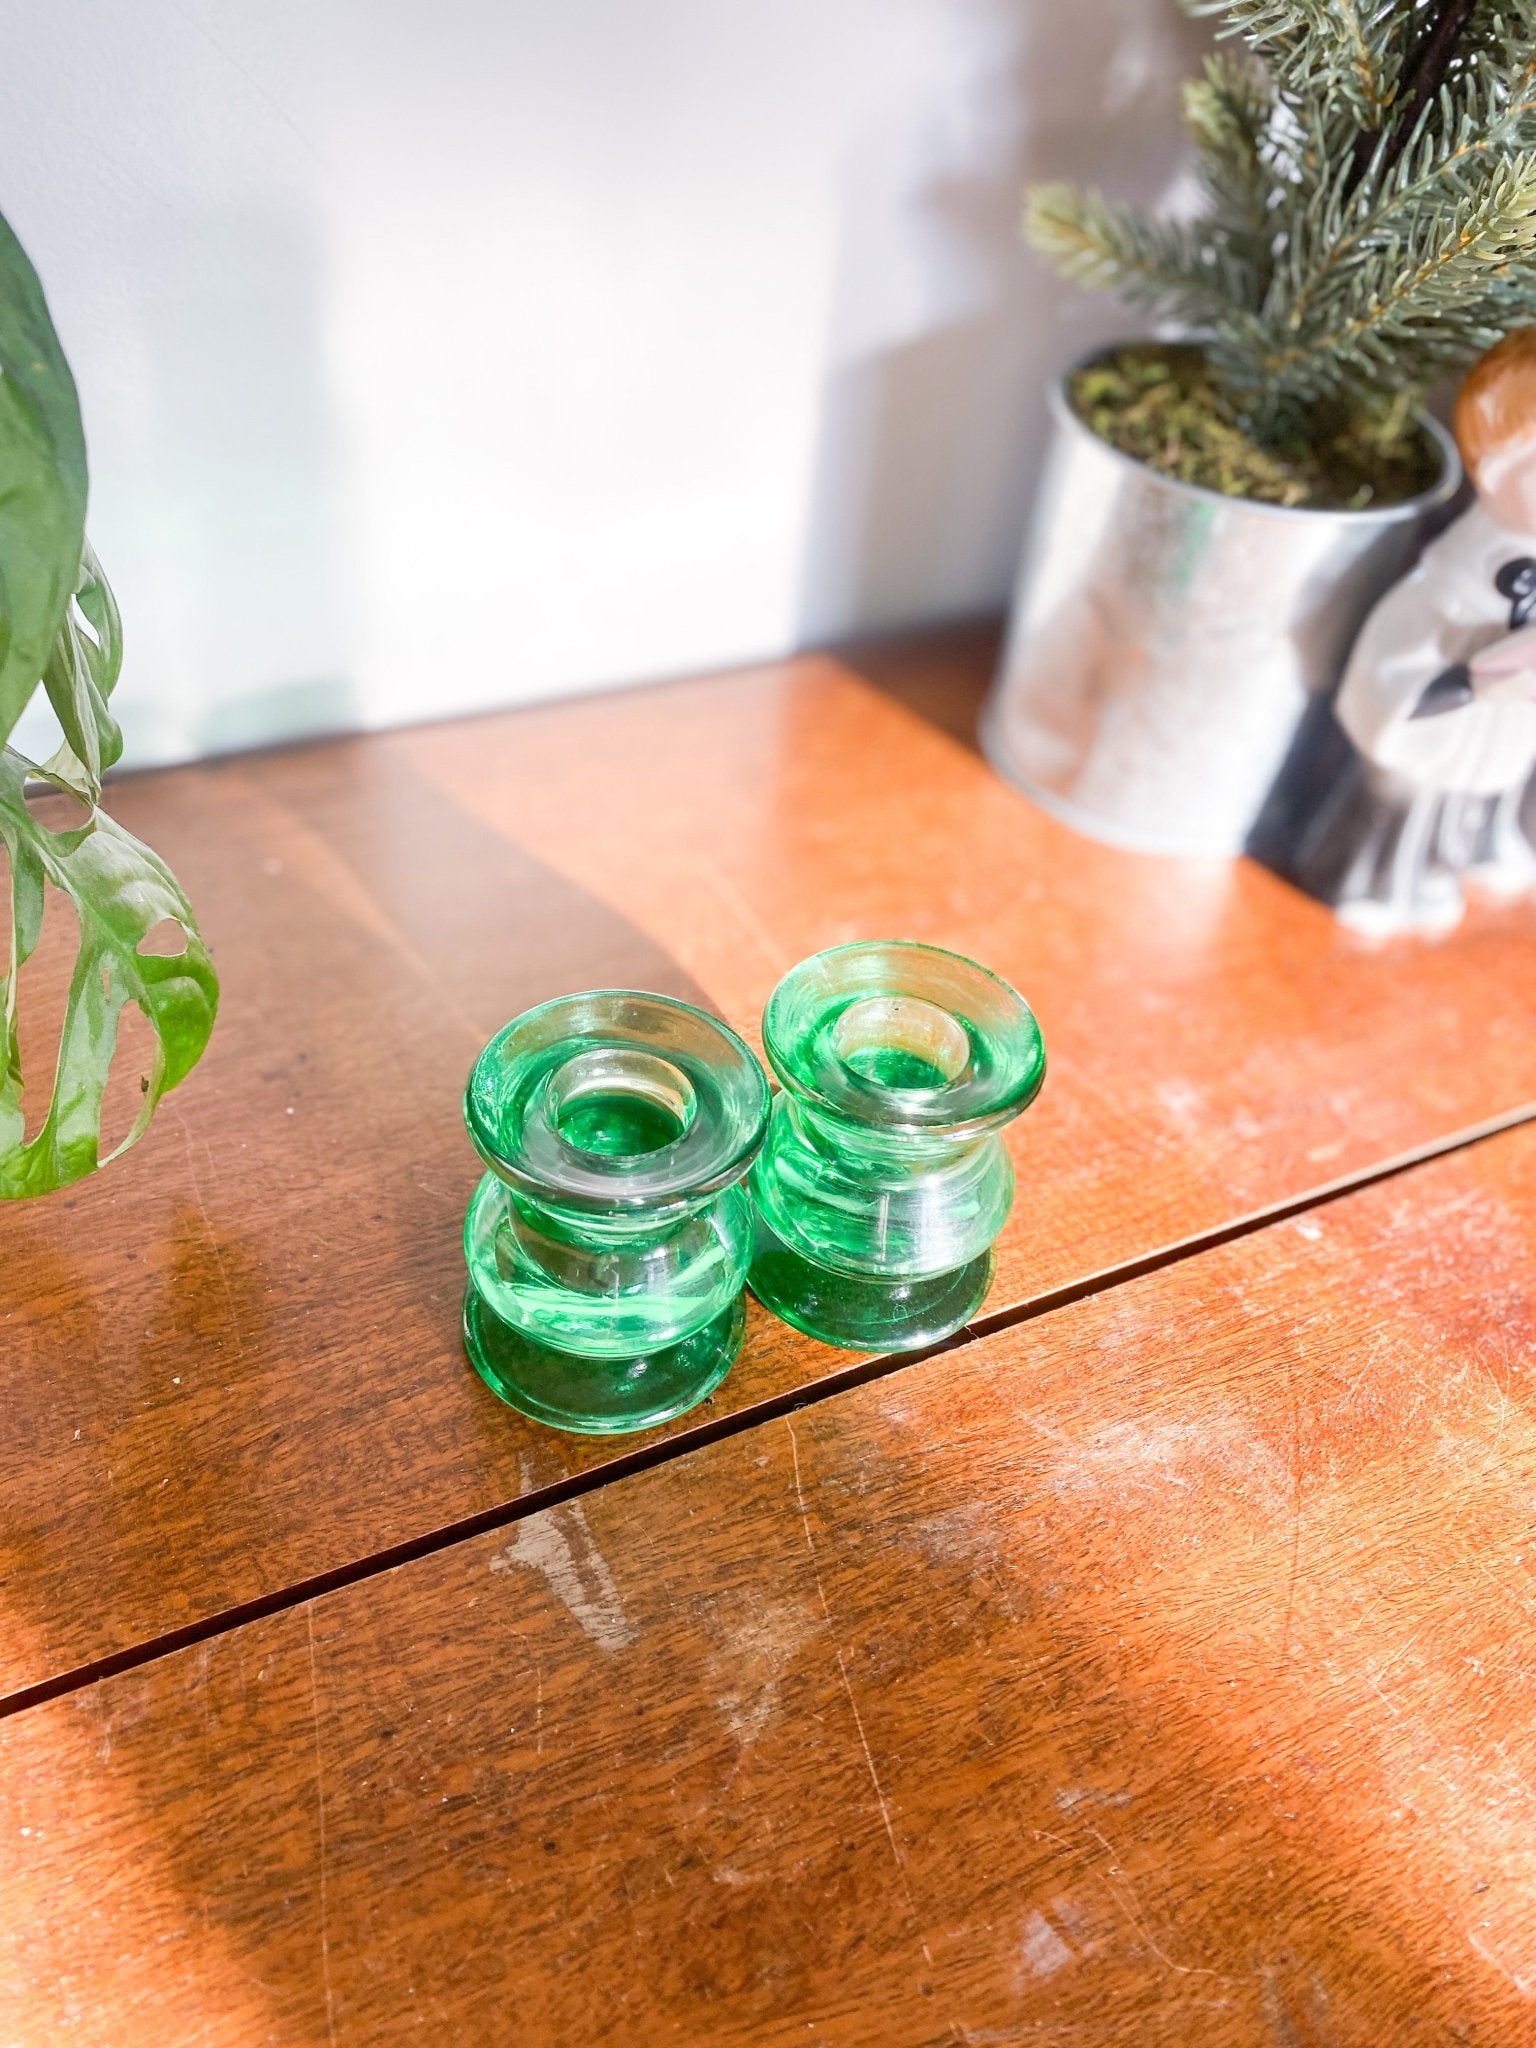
[462,944,1044,1435]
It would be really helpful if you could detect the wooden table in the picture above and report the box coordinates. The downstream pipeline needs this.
[4,625,1536,2044]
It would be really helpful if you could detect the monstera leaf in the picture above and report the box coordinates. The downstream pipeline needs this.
[0,212,87,754]
[0,213,216,1198]
[0,753,217,1198]
[40,539,123,800]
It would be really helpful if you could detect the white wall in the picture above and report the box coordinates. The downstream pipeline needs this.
[4,0,1203,767]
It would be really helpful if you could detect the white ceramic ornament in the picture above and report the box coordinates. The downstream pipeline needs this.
[1258,331,1536,935]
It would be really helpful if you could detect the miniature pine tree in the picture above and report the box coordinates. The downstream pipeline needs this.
[1027,1,1536,502]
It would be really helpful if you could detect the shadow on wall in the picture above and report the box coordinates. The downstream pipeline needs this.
[796,0,1210,646]
[125,204,355,762]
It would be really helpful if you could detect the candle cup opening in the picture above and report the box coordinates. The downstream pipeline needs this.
[832,995,971,1093]
[547,1047,698,1159]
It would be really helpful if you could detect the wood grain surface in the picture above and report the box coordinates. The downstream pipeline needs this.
[5,1125,1535,2046]
[4,625,1536,1700]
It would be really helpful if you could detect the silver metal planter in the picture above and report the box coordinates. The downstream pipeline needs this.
[983,356,1462,858]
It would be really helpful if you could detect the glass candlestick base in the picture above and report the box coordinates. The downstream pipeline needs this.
[749,942,1044,1354]
[463,991,769,1435]
[462,1285,746,1436]
[749,1210,993,1352]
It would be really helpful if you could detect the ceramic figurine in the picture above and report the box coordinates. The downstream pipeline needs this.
[1254,331,1536,934]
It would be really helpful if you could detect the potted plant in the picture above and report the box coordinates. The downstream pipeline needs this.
[985,0,1536,858]
[0,210,216,1197]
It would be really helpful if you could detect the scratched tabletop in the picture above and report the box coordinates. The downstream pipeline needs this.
[6,1123,1536,2045]
[3,626,1536,2044]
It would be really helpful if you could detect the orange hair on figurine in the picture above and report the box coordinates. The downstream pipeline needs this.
[1455,328,1536,510]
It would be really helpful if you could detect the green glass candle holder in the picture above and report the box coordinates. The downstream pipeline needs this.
[463,992,770,1435]
[749,942,1045,1352]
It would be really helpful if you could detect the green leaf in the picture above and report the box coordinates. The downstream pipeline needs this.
[0,747,218,1199]
[40,538,123,801]
[0,213,88,752]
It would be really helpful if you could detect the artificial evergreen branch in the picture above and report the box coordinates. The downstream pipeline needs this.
[1247,154,1536,405]
[1026,0,1536,478]
[1183,50,1275,286]
[1186,0,1403,125]
[1025,184,1241,327]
